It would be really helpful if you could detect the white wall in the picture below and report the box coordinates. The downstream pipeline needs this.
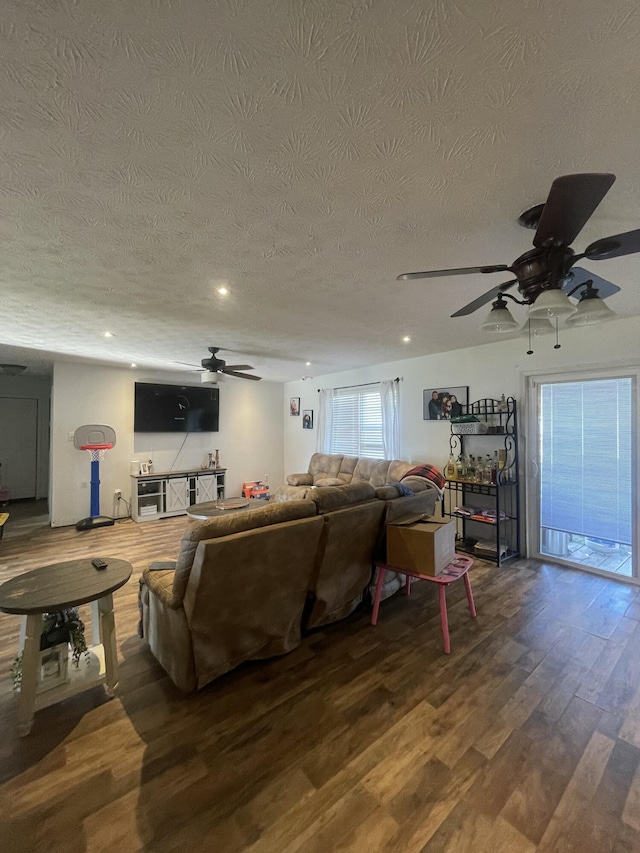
[0,373,51,499]
[50,363,284,527]
[283,315,640,477]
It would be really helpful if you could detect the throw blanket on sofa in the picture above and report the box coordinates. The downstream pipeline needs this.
[401,464,446,491]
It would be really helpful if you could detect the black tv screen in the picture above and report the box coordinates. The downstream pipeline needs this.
[134,383,219,433]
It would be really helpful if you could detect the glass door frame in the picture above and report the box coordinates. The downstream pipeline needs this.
[524,364,639,582]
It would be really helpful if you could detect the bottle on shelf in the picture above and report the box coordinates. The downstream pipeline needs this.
[467,455,477,482]
[482,455,493,484]
[455,455,467,480]
[445,452,457,480]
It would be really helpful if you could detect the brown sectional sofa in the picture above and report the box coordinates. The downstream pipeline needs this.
[140,473,440,692]
[274,452,443,502]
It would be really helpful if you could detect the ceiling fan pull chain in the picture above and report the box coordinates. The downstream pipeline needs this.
[554,318,561,350]
[526,319,534,355]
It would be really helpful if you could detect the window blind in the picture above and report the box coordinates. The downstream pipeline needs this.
[330,385,384,458]
[540,377,632,544]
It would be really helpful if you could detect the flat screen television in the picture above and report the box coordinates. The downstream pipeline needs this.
[134,382,219,433]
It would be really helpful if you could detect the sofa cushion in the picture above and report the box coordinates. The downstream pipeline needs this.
[309,453,344,483]
[309,481,376,512]
[336,456,359,483]
[314,477,344,487]
[173,499,318,602]
[352,457,390,486]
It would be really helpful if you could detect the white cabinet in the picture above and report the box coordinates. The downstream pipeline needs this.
[131,469,226,522]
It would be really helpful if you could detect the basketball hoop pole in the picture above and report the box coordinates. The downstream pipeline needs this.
[85,447,110,519]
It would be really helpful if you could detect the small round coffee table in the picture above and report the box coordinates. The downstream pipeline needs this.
[0,557,132,735]
[186,498,269,520]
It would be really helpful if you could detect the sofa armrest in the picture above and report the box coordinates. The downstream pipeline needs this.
[287,472,313,486]
[141,563,183,610]
[401,475,444,497]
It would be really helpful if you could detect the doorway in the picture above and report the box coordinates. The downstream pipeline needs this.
[0,397,38,500]
[526,369,637,580]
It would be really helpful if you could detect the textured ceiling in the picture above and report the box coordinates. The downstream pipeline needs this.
[2,0,640,381]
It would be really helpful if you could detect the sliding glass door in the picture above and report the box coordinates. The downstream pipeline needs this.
[527,369,638,580]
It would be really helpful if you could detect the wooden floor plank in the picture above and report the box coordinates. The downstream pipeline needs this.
[1,506,640,851]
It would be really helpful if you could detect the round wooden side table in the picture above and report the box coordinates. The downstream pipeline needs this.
[0,557,132,735]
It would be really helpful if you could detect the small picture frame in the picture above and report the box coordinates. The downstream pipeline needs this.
[139,462,149,475]
[290,397,300,416]
[38,643,69,692]
[302,409,313,429]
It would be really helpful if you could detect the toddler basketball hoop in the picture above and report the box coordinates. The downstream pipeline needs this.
[74,425,116,531]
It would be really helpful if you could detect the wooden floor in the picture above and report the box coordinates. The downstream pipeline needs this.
[2,509,640,852]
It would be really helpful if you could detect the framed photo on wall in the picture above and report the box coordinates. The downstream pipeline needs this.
[302,410,313,429]
[290,397,300,416]
[423,386,469,421]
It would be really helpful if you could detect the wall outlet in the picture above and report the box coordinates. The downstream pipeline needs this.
[114,489,122,499]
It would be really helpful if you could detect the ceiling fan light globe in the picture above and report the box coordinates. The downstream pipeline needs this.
[518,317,555,337]
[565,297,616,327]
[480,305,518,333]
[528,289,576,319]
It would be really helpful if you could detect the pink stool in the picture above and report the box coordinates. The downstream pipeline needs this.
[371,554,476,654]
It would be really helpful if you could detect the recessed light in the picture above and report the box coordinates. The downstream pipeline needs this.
[402,335,411,343]
[305,361,311,366]
[130,363,137,368]
[104,331,113,338]
[217,286,228,295]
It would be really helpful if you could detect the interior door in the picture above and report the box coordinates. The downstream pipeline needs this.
[0,397,38,500]
[526,369,637,579]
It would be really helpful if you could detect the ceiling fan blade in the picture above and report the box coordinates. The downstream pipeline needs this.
[223,369,261,381]
[223,364,253,371]
[397,264,510,281]
[450,280,518,317]
[562,267,621,299]
[583,228,640,261]
[533,173,615,249]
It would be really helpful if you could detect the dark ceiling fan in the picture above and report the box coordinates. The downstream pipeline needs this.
[198,347,261,381]
[397,173,640,317]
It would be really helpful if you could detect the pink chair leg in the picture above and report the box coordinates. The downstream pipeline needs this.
[405,574,411,596]
[463,572,477,618]
[438,585,450,654]
[371,567,387,625]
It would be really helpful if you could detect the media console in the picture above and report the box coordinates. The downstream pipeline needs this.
[130,468,226,522]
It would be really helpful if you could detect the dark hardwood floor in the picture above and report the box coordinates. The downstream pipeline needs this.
[1,506,640,851]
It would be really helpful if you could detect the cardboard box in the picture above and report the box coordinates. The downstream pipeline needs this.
[386,516,456,576]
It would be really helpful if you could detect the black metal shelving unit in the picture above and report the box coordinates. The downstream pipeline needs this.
[442,397,520,565]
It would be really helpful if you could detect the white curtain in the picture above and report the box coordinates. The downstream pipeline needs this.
[380,378,400,459]
[316,388,335,453]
